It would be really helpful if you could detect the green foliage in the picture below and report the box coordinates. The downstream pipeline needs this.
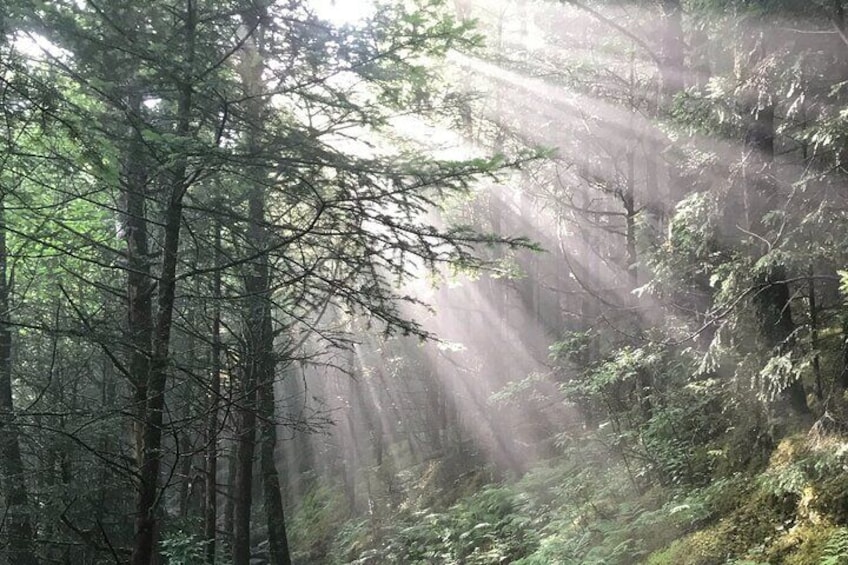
[160,531,206,565]
[331,519,373,565]
[811,474,848,525]
[820,528,848,565]
[9,0,848,563]
[838,271,848,303]
[290,481,351,563]
[355,484,536,564]
[332,424,848,565]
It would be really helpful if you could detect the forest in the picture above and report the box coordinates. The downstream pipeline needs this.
[3,0,848,563]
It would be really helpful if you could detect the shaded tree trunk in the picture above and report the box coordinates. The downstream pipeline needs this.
[0,198,38,565]
[232,368,257,565]
[124,87,154,471]
[233,11,292,563]
[222,443,237,553]
[259,369,291,565]
[753,264,809,415]
[131,4,196,562]
[808,268,824,402]
[205,222,223,564]
[747,107,808,416]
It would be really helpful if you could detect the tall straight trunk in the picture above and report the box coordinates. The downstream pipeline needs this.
[841,315,848,390]
[131,4,196,563]
[343,360,360,512]
[348,361,378,512]
[232,25,264,565]
[131,155,189,565]
[222,443,237,551]
[281,365,315,502]
[124,88,154,467]
[205,223,223,564]
[259,361,291,565]
[624,149,638,286]
[179,280,202,519]
[749,138,807,413]
[249,193,289,564]
[0,199,38,565]
[97,352,117,565]
[808,267,824,402]
[754,263,809,414]
[232,370,257,565]
[178,411,195,518]
[654,0,689,215]
[233,14,292,565]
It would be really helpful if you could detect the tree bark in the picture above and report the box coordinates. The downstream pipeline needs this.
[232,371,257,565]
[130,3,195,563]
[205,222,223,564]
[234,12,293,564]
[222,443,237,552]
[808,267,824,402]
[259,365,291,565]
[748,115,808,414]
[0,198,39,565]
[248,182,290,565]
[124,88,154,469]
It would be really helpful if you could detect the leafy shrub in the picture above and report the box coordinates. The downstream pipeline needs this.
[812,476,848,525]
[290,481,350,562]
[352,484,538,564]
[160,530,206,565]
[331,519,372,564]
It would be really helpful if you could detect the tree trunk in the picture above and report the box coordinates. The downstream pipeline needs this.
[234,12,293,564]
[130,4,195,563]
[249,188,290,565]
[205,223,223,564]
[222,443,237,552]
[232,372,257,565]
[131,175,189,565]
[754,264,809,414]
[259,366,291,565]
[282,364,315,502]
[742,104,805,414]
[124,88,154,470]
[0,198,38,565]
[808,267,824,402]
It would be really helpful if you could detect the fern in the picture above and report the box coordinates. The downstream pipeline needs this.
[820,528,848,565]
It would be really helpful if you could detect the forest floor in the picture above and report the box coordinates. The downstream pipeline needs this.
[288,423,848,564]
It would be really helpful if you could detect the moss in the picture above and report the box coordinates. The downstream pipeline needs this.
[704,474,754,518]
[718,420,774,475]
[644,523,733,565]
[811,474,848,525]
[645,542,680,565]
[768,435,812,469]
[765,522,840,565]
[645,466,800,565]
[339,425,848,565]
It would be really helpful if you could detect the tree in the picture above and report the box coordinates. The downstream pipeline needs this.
[0,80,40,565]
[1,1,536,563]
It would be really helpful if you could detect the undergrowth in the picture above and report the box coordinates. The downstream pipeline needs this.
[288,430,848,564]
